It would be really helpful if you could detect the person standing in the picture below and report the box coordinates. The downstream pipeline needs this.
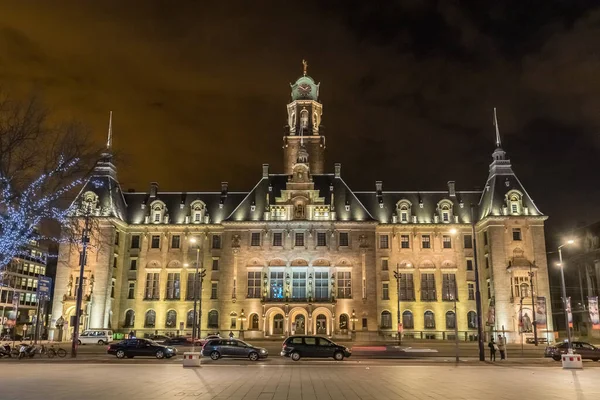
[488,338,497,361]
[498,335,506,360]
[229,331,234,339]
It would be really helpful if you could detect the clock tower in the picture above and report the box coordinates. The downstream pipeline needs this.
[283,60,325,174]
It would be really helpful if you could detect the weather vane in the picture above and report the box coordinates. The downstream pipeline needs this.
[302,59,308,76]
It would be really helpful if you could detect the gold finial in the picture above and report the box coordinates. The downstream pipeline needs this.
[302,59,308,76]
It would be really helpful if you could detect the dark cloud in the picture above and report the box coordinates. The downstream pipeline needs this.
[1,0,599,238]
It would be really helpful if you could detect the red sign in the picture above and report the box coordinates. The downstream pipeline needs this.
[397,323,403,333]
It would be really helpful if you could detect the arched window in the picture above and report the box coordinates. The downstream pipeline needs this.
[150,201,166,224]
[165,310,177,328]
[438,200,453,223]
[381,311,392,329]
[250,314,259,330]
[144,310,156,328]
[190,200,205,223]
[467,311,477,329]
[186,310,196,328]
[396,200,412,223]
[402,310,414,329]
[507,191,523,215]
[520,283,530,298]
[424,311,435,329]
[124,310,135,328]
[445,311,456,329]
[208,310,219,329]
[316,314,327,334]
[339,314,348,330]
[300,109,309,129]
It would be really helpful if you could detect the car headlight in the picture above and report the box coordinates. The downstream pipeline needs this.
[260,349,266,353]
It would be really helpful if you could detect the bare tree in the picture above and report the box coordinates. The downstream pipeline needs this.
[0,90,101,268]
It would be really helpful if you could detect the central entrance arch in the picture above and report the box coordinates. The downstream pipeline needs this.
[294,314,306,334]
[273,314,284,335]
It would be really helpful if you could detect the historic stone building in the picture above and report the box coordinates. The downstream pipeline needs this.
[50,65,553,343]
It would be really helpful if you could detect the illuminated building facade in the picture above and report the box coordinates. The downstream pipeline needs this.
[50,65,553,343]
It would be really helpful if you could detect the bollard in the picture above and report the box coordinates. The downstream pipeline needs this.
[182,352,202,367]
[561,353,583,369]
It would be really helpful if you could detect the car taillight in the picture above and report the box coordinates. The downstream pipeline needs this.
[283,344,287,350]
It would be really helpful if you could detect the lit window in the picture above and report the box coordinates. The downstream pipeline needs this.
[401,235,410,248]
[382,283,389,300]
[380,235,389,249]
[339,232,349,247]
[251,232,261,246]
[272,232,283,247]
[513,228,522,241]
[443,235,452,249]
[422,235,431,249]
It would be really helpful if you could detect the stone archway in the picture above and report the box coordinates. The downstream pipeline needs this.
[273,314,284,335]
[315,314,327,335]
[294,315,306,334]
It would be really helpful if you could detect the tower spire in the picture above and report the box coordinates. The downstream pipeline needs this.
[106,111,113,151]
[493,107,501,148]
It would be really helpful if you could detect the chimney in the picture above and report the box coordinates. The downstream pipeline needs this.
[375,181,383,192]
[448,181,456,197]
[220,182,228,208]
[262,164,269,178]
[334,163,341,178]
[149,182,159,197]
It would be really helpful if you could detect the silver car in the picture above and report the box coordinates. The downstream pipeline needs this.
[202,339,268,361]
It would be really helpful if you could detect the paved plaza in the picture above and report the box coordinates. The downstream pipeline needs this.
[3,363,599,400]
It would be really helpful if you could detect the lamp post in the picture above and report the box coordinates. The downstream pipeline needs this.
[71,202,91,358]
[350,309,358,339]
[238,309,247,340]
[558,239,575,353]
[188,237,206,345]
[470,205,486,361]
[528,264,538,346]
[393,264,402,345]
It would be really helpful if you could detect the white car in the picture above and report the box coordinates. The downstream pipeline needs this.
[78,330,113,345]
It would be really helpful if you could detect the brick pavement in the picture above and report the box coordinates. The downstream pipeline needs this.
[2,363,599,400]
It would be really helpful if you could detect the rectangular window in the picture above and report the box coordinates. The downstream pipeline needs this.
[422,235,431,249]
[186,273,198,300]
[154,213,160,222]
[443,235,452,249]
[317,232,326,247]
[380,235,389,249]
[114,232,120,246]
[487,279,491,299]
[111,279,115,298]
[464,234,473,249]
[314,271,329,300]
[381,258,389,271]
[339,232,349,247]
[512,228,522,241]
[130,258,137,271]
[230,317,237,329]
[128,282,135,299]
[420,273,436,301]
[401,235,410,249]
[442,274,457,301]
[166,273,181,300]
[269,271,284,299]
[483,231,488,246]
[466,259,473,271]
[381,311,392,328]
[171,235,180,249]
[144,273,160,300]
[337,272,352,299]
[251,232,261,246]
[211,282,218,299]
[382,283,389,300]
[212,258,219,271]
[247,271,261,298]
[292,271,307,299]
[151,235,160,249]
[212,235,221,249]
[272,232,283,247]
[112,256,117,269]
[131,235,140,249]
[295,232,304,247]
[485,254,489,269]
[399,273,415,301]
[468,283,475,300]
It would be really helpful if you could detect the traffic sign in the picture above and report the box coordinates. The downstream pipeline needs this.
[37,277,53,301]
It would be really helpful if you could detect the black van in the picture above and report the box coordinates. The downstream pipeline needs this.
[280,335,351,361]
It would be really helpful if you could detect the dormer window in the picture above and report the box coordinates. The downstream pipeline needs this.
[396,200,412,224]
[506,190,523,215]
[437,200,453,224]
[81,191,99,215]
[190,200,206,224]
[150,201,166,224]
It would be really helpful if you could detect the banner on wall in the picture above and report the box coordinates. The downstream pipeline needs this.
[486,304,495,326]
[535,297,547,330]
[565,297,573,328]
[589,296,600,330]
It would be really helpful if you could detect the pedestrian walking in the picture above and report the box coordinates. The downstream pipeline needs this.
[229,331,234,339]
[488,338,497,361]
[498,335,506,360]
[128,330,135,339]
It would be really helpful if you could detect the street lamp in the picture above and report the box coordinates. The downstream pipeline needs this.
[238,309,247,339]
[558,239,575,353]
[188,237,206,345]
[393,264,402,345]
[350,309,358,333]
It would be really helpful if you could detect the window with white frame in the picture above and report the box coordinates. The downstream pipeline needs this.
[314,271,329,299]
[380,234,389,249]
[247,271,261,298]
[292,271,307,299]
[382,283,389,300]
[269,271,284,299]
[144,273,160,300]
[507,191,523,215]
[438,200,453,223]
[397,200,412,223]
[190,200,205,223]
[337,272,352,298]
[401,235,410,248]
[150,201,166,224]
[165,273,180,300]
[251,232,261,246]
[272,232,283,246]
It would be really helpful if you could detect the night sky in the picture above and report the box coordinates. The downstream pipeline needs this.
[1,1,599,243]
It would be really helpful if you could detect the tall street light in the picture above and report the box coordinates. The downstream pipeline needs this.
[393,264,402,346]
[558,239,575,353]
[188,237,206,344]
[470,205,485,361]
[449,228,459,363]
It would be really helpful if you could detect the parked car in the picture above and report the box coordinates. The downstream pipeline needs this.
[281,336,351,361]
[545,341,600,361]
[78,329,113,345]
[196,334,221,346]
[148,334,170,343]
[107,339,177,359]
[202,339,268,361]
[163,336,192,346]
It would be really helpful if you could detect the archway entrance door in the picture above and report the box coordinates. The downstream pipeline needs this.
[294,315,305,334]
[273,314,284,335]
[316,314,327,335]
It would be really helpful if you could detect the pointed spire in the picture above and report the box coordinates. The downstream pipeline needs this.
[493,107,501,148]
[106,111,113,151]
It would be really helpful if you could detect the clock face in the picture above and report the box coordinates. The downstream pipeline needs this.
[298,83,312,95]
